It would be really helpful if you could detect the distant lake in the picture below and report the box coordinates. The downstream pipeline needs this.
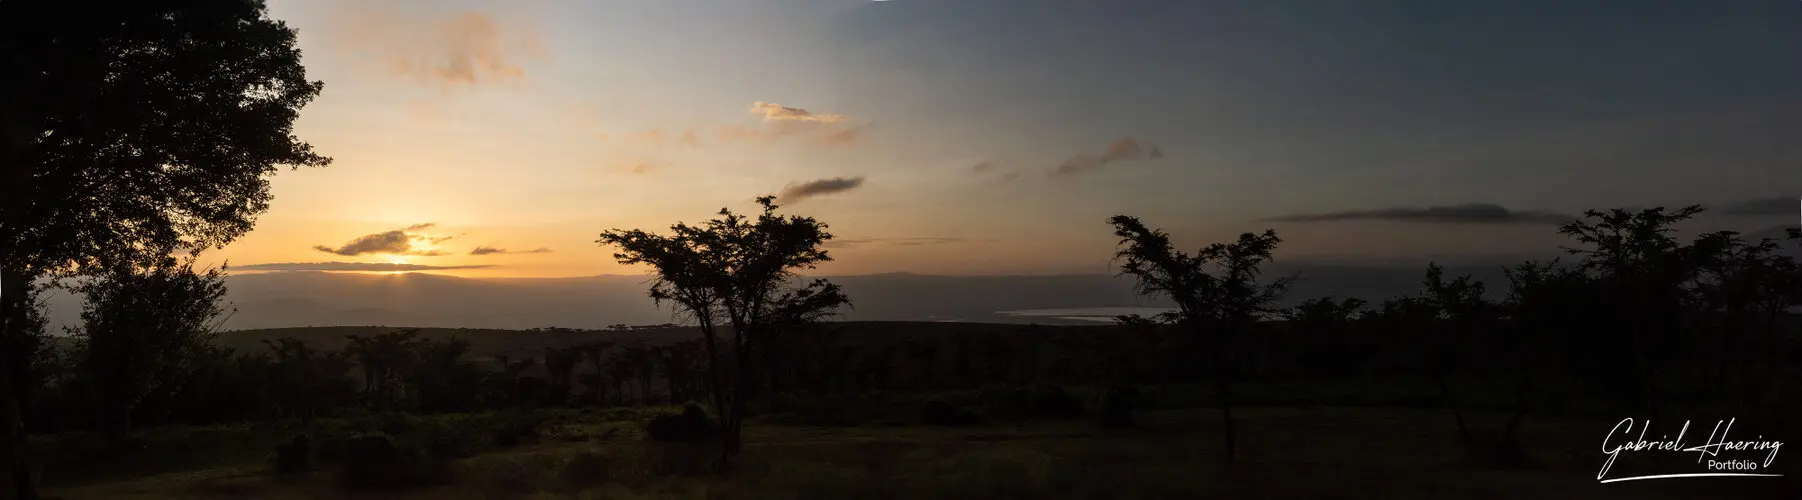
[995,307,1178,323]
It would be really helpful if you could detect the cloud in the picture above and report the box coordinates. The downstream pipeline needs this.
[329,4,545,90]
[826,237,965,249]
[313,224,458,256]
[610,159,663,174]
[715,124,776,143]
[995,170,1024,183]
[750,101,845,123]
[470,246,553,256]
[679,130,702,148]
[813,126,864,147]
[697,103,867,148]
[1720,196,1796,216]
[777,176,866,202]
[1050,138,1162,177]
[1263,204,1574,225]
[628,129,666,148]
[969,162,995,174]
[234,262,496,272]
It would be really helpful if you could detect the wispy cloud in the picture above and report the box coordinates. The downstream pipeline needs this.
[777,176,866,203]
[313,224,458,256]
[813,126,865,147]
[470,246,553,256]
[234,262,495,272]
[1720,196,1797,216]
[715,124,776,143]
[627,129,666,148]
[969,161,996,174]
[1263,204,1574,225]
[1050,138,1163,178]
[610,159,664,175]
[750,101,845,123]
[329,3,545,90]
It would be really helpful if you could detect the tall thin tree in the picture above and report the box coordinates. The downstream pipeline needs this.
[1109,216,1293,464]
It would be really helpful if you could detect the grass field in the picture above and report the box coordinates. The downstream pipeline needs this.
[36,403,1799,500]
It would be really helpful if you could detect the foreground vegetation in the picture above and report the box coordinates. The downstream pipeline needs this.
[35,400,1799,499]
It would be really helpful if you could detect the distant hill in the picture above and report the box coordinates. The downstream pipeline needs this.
[32,259,1544,332]
[49,231,1802,333]
[34,258,1547,332]
[213,321,1114,361]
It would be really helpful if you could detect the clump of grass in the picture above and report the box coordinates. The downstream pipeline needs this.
[919,400,979,427]
[337,434,456,492]
[644,403,719,443]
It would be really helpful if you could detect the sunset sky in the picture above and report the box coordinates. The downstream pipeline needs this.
[219,0,1802,278]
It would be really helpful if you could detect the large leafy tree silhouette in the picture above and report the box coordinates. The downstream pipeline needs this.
[0,1,329,496]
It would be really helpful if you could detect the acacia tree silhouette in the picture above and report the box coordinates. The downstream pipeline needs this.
[599,196,850,468]
[0,1,329,496]
[1555,205,1718,417]
[1108,216,1293,465]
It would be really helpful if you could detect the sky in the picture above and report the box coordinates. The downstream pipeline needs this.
[219,0,1802,278]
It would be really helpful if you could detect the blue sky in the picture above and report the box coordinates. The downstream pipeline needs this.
[233,0,1801,277]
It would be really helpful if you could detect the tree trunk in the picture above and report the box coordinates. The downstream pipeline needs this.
[102,400,132,451]
[1,264,40,500]
[1215,323,1237,465]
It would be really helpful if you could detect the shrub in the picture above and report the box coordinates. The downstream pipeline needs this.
[378,415,413,437]
[1030,386,1085,419]
[269,434,312,474]
[555,452,616,492]
[339,434,455,491]
[919,400,979,427]
[487,409,544,448]
[645,403,719,442]
[1098,386,1140,428]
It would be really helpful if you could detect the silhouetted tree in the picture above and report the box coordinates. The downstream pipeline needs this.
[411,338,482,413]
[1556,206,1716,416]
[1283,297,1366,380]
[1418,263,1497,448]
[68,255,230,449]
[262,338,356,421]
[659,341,701,404]
[1499,258,1594,443]
[344,330,426,411]
[0,1,329,494]
[598,196,850,467]
[1109,216,1293,464]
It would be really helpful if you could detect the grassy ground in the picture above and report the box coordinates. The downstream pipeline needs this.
[38,405,1800,499]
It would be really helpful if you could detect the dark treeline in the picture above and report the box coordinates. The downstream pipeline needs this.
[15,204,1802,469]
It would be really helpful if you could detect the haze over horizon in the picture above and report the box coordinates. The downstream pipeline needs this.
[178,0,1802,279]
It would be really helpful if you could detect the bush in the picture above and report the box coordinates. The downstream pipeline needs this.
[645,403,719,443]
[919,400,979,427]
[1030,386,1085,419]
[269,434,312,474]
[487,410,544,448]
[556,452,616,491]
[1098,386,1140,428]
[339,434,455,491]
